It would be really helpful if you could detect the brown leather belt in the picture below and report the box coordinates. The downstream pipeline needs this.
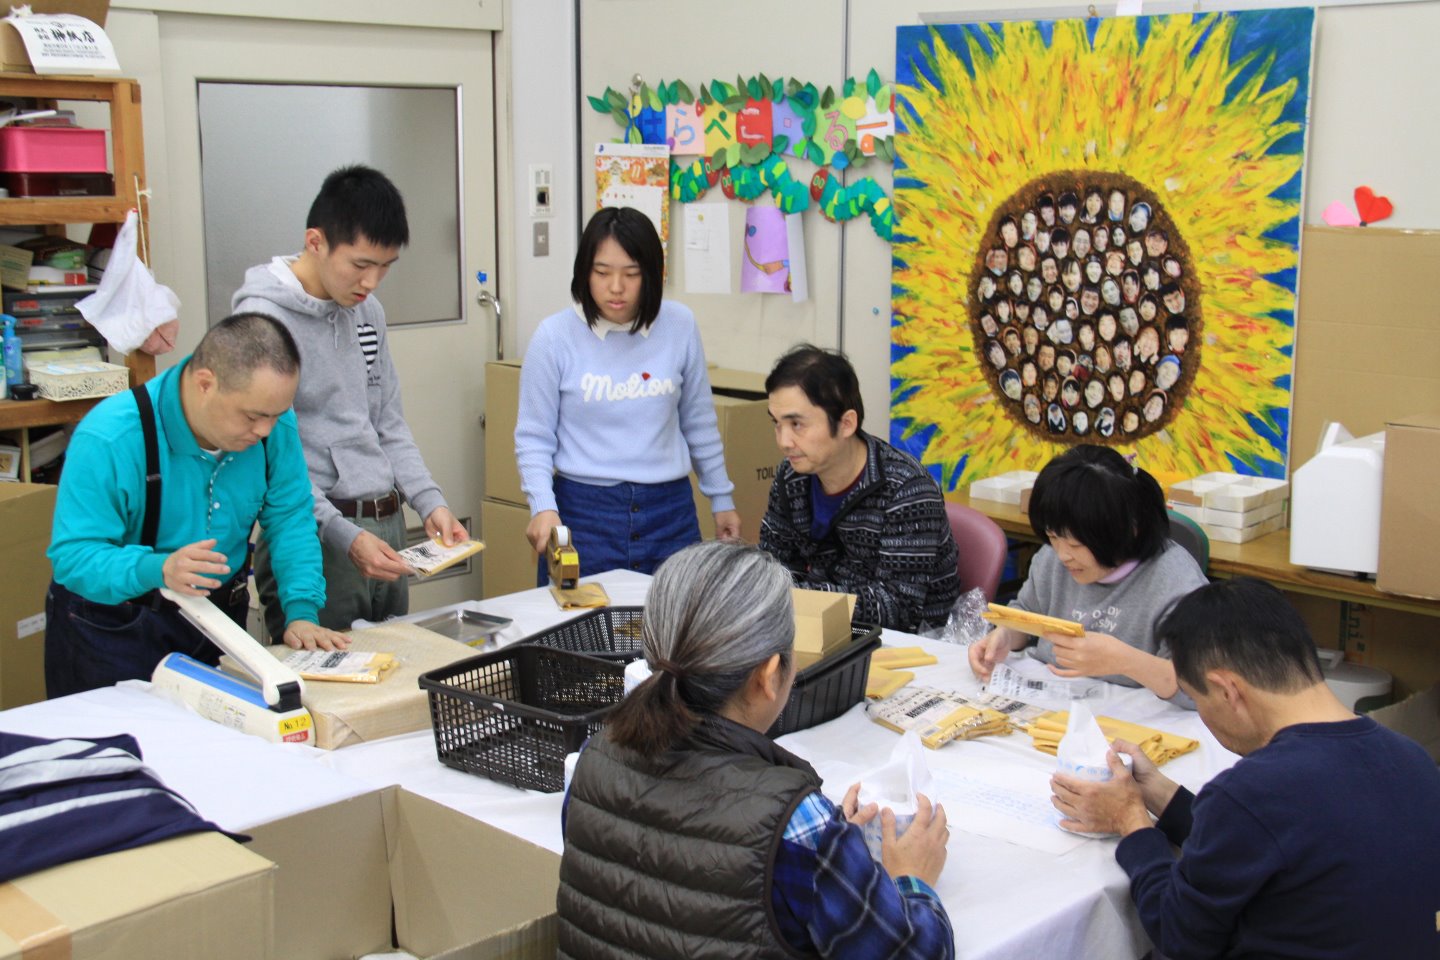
[327,489,401,519]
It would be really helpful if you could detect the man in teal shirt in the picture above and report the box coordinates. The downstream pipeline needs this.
[45,312,348,698]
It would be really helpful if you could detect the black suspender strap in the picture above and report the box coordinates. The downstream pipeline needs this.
[131,384,162,549]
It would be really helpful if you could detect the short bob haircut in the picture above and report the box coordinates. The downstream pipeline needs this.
[1159,578,1324,695]
[306,165,409,250]
[1028,444,1168,568]
[764,344,864,435]
[570,207,664,332]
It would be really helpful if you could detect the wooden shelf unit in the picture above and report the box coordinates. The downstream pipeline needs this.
[0,73,153,477]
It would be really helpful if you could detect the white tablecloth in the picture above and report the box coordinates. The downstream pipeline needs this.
[2,568,1238,960]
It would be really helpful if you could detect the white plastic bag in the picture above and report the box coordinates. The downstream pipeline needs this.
[921,586,991,646]
[77,209,181,355]
[854,731,934,858]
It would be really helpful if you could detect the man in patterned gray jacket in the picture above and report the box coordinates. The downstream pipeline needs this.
[759,345,960,632]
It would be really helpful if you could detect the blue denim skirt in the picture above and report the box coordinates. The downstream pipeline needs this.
[538,475,701,585]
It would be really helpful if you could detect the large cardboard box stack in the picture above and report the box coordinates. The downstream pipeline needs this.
[1378,414,1440,600]
[0,482,56,708]
[692,392,776,544]
[0,832,275,960]
[1167,472,1289,544]
[246,786,559,959]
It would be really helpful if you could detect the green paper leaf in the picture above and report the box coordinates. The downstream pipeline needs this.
[785,77,803,98]
[610,107,629,129]
[605,88,626,111]
[700,85,714,106]
[843,77,856,98]
[736,74,747,98]
[710,80,727,103]
[746,77,760,100]
[807,142,826,165]
[843,141,859,161]
[723,96,745,112]
[758,72,771,95]
[866,68,881,98]
[587,95,609,114]
[646,84,662,112]
[821,86,835,109]
[677,80,694,104]
[727,144,743,168]
[770,78,783,102]
[626,126,641,144]
[772,134,791,154]
[877,137,894,161]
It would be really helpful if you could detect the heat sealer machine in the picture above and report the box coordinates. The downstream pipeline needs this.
[149,589,314,745]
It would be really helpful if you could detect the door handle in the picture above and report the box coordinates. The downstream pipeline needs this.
[475,271,503,360]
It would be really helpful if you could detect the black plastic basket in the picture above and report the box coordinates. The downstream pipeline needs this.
[768,623,882,737]
[420,644,626,792]
[520,606,645,662]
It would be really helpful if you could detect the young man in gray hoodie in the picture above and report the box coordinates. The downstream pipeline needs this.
[233,165,466,638]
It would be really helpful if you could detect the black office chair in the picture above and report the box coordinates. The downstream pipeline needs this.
[1167,509,1210,572]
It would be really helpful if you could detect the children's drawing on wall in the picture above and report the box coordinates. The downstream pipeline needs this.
[739,206,808,302]
[595,142,671,260]
[890,11,1314,488]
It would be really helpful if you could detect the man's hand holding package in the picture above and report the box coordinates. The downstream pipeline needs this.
[1051,746,1158,837]
[424,506,467,548]
[348,529,413,581]
[283,620,351,652]
[841,781,880,827]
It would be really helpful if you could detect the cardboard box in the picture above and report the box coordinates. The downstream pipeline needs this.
[1378,414,1440,600]
[1167,472,1289,512]
[1199,511,1286,544]
[694,394,777,544]
[226,623,472,750]
[0,831,274,960]
[482,497,538,598]
[1167,497,1287,530]
[792,588,855,656]
[0,483,56,708]
[1291,227,1440,468]
[969,470,1038,506]
[0,1,109,73]
[246,786,559,960]
[483,359,525,507]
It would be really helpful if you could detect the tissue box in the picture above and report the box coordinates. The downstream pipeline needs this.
[969,470,1039,505]
[29,360,129,401]
[1167,472,1288,511]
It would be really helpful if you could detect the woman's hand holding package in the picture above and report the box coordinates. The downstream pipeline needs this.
[526,509,561,554]
[881,792,948,888]
[1046,629,1131,678]
[841,781,880,827]
[967,628,1013,681]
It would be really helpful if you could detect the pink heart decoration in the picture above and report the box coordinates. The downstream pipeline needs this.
[1322,201,1360,227]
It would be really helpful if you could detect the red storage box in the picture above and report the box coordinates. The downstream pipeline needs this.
[0,126,107,173]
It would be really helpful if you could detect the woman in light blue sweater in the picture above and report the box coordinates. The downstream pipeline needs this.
[515,208,740,581]
[969,444,1208,706]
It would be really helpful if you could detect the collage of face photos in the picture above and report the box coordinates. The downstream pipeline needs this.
[971,175,1201,443]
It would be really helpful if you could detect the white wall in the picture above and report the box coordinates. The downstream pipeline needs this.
[573,0,1440,441]
[505,0,580,353]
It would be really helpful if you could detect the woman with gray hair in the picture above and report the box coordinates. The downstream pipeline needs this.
[558,540,954,959]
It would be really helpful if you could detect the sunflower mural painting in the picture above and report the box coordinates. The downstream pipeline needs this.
[891,11,1314,490]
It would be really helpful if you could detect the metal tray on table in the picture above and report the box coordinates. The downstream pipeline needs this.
[410,609,513,648]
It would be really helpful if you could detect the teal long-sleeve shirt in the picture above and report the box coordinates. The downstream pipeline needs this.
[48,358,325,627]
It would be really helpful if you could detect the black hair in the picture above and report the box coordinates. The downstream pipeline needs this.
[1037,193,1055,209]
[1058,192,1078,208]
[1028,444,1169,567]
[570,206,664,331]
[765,344,863,435]
[305,165,409,249]
[1050,227,1071,245]
[1160,578,1324,695]
[191,312,301,390]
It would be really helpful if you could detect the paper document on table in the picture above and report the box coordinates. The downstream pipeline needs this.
[931,768,1088,855]
[283,650,397,683]
[398,539,484,577]
[987,658,1103,705]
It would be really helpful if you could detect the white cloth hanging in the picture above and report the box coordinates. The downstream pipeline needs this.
[77,209,181,355]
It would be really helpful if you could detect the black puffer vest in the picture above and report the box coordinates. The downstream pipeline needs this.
[557,714,822,959]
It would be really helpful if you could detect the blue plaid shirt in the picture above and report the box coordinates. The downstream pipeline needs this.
[772,791,954,957]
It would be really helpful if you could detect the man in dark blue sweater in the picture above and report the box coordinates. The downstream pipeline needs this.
[1051,577,1440,960]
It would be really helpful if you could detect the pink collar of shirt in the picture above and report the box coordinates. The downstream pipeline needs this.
[1098,558,1140,584]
